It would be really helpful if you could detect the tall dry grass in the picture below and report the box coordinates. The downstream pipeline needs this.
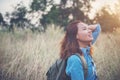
[0,25,120,80]
[93,32,120,80]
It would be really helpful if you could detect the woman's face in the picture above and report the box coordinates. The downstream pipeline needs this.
[76,22,93,43]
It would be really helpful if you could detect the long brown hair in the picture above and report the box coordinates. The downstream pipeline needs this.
[60,20,83,59]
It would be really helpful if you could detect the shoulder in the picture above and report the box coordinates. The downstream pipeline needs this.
[66,55,84,76]
[67,55,82,64]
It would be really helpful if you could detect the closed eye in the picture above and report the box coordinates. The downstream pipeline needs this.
[82,28,87,30]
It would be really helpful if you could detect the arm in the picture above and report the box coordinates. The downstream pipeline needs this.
[89,24,101,44]
[66,55,84,80]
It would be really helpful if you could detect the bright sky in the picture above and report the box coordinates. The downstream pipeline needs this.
[0,0,118,18]
[0,0,32,14]
[89,0,118,19]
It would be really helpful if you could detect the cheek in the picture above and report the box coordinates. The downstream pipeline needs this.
[77,32,87,40]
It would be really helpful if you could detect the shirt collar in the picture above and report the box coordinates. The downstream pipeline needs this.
[80,46,90,55]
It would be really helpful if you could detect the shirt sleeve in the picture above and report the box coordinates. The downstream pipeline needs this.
[65,55,84,80]
[92,24,101,44]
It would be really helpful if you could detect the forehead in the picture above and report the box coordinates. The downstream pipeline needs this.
[77,22,88,28]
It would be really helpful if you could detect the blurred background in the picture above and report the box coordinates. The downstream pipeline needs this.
[0,0,120,80]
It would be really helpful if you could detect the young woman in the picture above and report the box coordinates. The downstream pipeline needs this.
[60,20,101,80]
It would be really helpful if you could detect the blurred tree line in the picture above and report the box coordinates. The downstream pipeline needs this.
[0,0,120,33]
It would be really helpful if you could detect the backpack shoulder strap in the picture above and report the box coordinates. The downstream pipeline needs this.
[75,53,88,80]
[56,59,66,80]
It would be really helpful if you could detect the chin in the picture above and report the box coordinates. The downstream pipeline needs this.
[88,38,93,41]
[87,39,93,43]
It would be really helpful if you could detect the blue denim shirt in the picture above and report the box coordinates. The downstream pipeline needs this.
[66,24,101,80]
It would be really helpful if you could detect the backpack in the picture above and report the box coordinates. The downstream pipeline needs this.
[46,53,88,80]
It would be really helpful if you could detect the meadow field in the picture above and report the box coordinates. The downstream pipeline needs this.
[0,25,120,80]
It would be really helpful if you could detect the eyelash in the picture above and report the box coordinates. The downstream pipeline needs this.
[83,28,87,30]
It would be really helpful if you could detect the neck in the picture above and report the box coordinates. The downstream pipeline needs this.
[78,41,90,48]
